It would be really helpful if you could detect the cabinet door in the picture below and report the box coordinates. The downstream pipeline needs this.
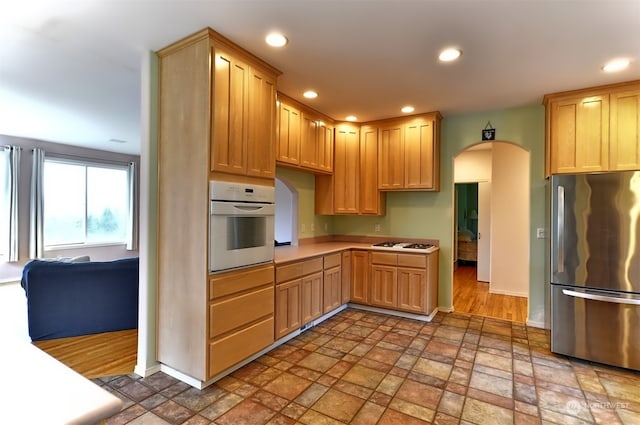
[323,266,342,314]
[275,279,301,339]
[360,125,385,215]
[276,101,301,165]
[333,124,360,214]
[397,267,427,314]
[378,123,404,189]
[300,113,319,170]
[351,251,369,304]
[301,271,323,324]
[550,95,609,174]
[370,265,397,308]
[317,123,334,173]
[610,88,640,171]
[246,67,277,178]
[405,118,436,189]
[341,251,352,303]
[212,48,248,175]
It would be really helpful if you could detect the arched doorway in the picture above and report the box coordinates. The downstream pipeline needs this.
[275,176,298,246]
[452,141,530,322]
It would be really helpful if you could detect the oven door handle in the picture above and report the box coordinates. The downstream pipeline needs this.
[562,289,640,305]
[233,205,266,211]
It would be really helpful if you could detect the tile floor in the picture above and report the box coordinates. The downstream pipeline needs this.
[101,309,640,425]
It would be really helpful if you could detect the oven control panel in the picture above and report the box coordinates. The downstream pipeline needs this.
[210,181,275,204]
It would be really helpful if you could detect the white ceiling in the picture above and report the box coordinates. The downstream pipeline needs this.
[1,0,638,155]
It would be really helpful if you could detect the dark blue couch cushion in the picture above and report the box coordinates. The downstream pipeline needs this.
[21,257,139,341]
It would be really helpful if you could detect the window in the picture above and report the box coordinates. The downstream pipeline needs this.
[0,151,8,260]
[43,159,131,248]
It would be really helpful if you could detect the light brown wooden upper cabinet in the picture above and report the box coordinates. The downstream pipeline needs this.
[315,123,385,215]
[276,93,334,174]
[211,43,279,180]
[276,99,301,166]
[376,112,441,191]
[544,80,640,175]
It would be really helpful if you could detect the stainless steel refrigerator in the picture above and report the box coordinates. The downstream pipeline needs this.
[551,171,640,371]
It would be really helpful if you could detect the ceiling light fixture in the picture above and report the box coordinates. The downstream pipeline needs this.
[108,138,127,144]
[602,58,630,72]
[401,106,415,113]
[345,115,357,122]
[265,32,288,47]
[438,47,462,62]
[303,90,318,99]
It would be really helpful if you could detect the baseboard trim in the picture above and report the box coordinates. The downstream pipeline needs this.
[134,363,161,378]
[489,288,528,298]
[347,303,438,322]
[526,319,547,329]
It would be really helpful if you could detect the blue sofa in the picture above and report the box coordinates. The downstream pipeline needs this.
[21,257,139,341]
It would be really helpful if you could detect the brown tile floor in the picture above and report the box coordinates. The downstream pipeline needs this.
[101,309,640,425]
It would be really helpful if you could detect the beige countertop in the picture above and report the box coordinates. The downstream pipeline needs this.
[274,241,439,264]
[0,337,123,424]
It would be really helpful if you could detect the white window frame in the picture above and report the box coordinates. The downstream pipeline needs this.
[42,157,132,250]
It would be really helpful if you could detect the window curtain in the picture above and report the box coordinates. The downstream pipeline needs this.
[29,148,45,259]
[1,146,20,262]
[126,161,138,251]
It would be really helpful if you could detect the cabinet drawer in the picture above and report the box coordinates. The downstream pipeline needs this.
[210,264,274,300]
[371,252,397,266]
[276,257,323,283]
[303,257,323,275]
[209,317,274,378]
[397,254,426,268]
[210,286,274,339]
[276,262,304,283]
[324,253,341,269]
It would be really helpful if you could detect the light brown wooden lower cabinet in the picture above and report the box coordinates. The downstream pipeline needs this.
[208,264,275,378]
[323,253,342,313]
[350,250,370,304]
[360,250,439,316]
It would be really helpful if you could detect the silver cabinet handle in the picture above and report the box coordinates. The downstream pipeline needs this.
[562,289,640,305]
[557,185,564,273]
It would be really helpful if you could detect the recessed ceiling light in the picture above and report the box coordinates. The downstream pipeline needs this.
[265,32,288,47]
[401,106,415,114]
[303,90,318,99]
[108,138,127,144]
[438,47,462,62]
[602,58,630,72]
[345,115,357,122]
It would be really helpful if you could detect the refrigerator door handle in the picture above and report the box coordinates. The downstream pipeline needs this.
[562,289,640,306]
[557,185,565,273]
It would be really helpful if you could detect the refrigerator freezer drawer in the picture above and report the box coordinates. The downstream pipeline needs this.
[551,285,640,371]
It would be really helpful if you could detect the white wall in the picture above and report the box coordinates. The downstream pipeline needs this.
[454,147,492,182]
[490,143,530,296]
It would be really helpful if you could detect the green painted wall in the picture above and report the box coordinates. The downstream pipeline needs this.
[280,104,548,325]
[276,166,332,238]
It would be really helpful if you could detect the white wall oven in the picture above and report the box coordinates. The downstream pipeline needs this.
[209,181,275,272]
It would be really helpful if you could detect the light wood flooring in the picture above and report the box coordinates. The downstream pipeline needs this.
[453,264,528,323]
[33,329,138,379]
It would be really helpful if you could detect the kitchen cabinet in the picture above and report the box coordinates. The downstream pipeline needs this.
[323,253,342,313]
[358,250,438,315]
[208,265,275,377]
[276,99,301,166]
[276,93,334,174]
[211,44,278,179]
[156,28,281,385]
[377,113,441,191]
[276,256,336,339]
[544,80,640,175]
[350,250,369,304]
[341,250,352,304]
[315,123,385,215]
[360,125,386,215]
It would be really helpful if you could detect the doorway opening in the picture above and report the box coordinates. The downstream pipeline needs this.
[275,176,298,246]
[452,142,530,322]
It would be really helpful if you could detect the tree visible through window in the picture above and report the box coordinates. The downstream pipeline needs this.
[44,159,129,247]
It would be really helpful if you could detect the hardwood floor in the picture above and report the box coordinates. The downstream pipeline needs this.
[453,264,528,323]
[33,329,137,379]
